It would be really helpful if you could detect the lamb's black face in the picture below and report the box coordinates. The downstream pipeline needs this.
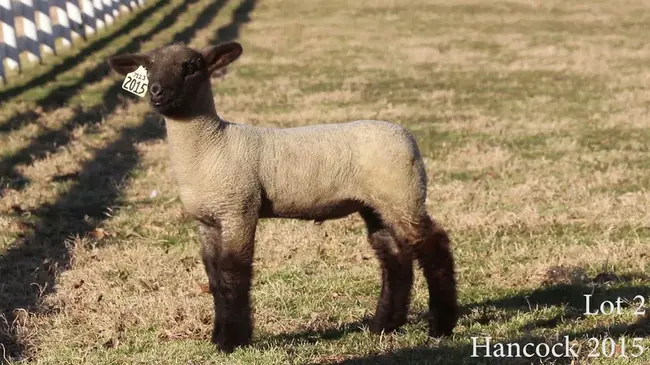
[145,45,208,118]
[107,42,243,119]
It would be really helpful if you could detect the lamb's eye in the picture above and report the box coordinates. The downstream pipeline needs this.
[183,61,197,77]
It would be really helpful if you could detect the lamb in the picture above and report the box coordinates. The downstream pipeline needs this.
[107,41,459,353]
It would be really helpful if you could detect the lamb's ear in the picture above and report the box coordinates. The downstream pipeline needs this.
[107,54,151,75]
[200,42,243,74]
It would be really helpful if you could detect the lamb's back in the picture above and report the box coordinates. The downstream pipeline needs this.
[256,120,425,219]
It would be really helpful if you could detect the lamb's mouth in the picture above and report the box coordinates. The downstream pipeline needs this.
[152,99,171,107]
[151,99,173,110]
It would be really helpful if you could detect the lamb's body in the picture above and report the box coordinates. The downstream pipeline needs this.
[167,118,426,227]
[107,41,458,353]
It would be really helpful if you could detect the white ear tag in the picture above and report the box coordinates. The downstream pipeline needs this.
[122,66,149,97]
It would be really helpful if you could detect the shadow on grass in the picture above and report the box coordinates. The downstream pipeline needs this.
[312,317,649,365]
[0,0,258,361]
[263,275,648,364]
[215,0,257,42]
[204,0,257,80]
[171,0,231,44]
[0,112,166,360]
[256,319,370,350]
[0,0,196,137]
[0,0,168,116]
[463,272,650,316]
[0,110,40,134]
[0,0,224,196]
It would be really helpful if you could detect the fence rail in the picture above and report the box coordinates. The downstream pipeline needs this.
[0,0,146,85]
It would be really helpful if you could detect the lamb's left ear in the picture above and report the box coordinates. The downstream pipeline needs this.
[107,53,151,75]
[201,42,243,74]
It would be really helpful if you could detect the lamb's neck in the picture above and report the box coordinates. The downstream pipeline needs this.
[164,113,228,175]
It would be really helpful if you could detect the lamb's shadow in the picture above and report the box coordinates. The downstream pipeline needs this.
[311,316,649,365]
[455,271,650,337]
[269,273,649,364]
[463,272,650,316]
[256,319,370,350]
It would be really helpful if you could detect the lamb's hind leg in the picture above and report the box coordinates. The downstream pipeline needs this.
[360,208,413,334]
[199,214,257,353]
[409,215,458,337]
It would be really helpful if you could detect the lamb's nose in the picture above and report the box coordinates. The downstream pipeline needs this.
[150,82,163,97]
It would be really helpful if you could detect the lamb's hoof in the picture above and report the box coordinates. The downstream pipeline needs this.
[428,328,453,338]
[215,340,238,354]
[212,324,252,353]
[211,325,222,344]
[428,319,455,338]
[369,317,403,335]
[215,336,251,353]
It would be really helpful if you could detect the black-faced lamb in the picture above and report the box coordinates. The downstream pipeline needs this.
[107,41,459,353]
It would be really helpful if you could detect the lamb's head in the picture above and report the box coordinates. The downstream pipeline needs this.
[107,41,243,119]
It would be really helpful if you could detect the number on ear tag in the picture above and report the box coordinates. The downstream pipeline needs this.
[122,66,149,97]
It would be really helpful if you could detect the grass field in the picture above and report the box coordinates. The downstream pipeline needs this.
[1,0,650,364]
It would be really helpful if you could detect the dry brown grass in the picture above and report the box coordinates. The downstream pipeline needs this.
[1,0,649,364]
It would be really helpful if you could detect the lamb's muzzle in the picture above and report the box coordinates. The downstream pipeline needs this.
[107,41,459,353]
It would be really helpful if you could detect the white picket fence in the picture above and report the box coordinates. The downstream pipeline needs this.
[0,0,146,85]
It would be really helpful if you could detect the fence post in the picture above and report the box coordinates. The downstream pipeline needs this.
[0,0,146,85]
[65,0,86,41]
[17,0,41,63]
[53,0,72,47]
[101,0,113,26]
[35,0,56,55]
[0,36,6,84]
[118,0,131,13]
[0,46,5,84]
[80,0,95,35]
[111,0,119,19]
[92,0,104,30]
[0,0,20,71]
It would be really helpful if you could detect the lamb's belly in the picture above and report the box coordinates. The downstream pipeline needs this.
[260,194,363,221]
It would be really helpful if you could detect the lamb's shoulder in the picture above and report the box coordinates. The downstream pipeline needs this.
[176,123,264,219]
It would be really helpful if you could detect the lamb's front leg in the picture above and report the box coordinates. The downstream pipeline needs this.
[199,213,258,353]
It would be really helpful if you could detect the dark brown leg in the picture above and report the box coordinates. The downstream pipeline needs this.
[360,208,413,334]
[215,250,254,352]
[412,215,458,337]
[199,215,257,353]
[199,223,223,341]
